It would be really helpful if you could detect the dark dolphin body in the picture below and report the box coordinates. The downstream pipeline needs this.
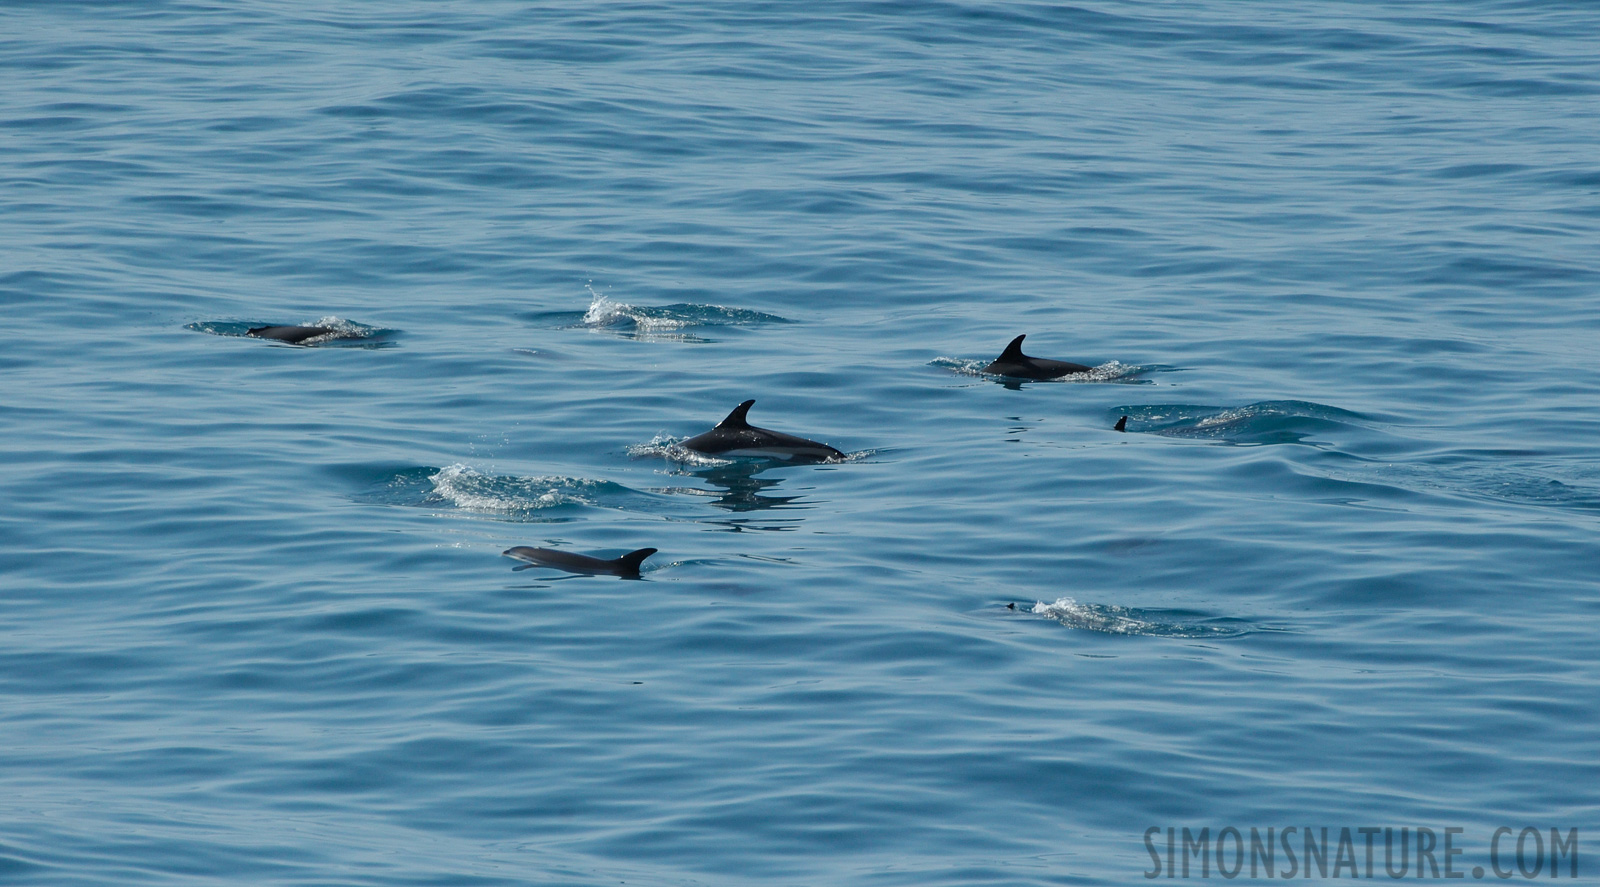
[982,335,1093,379]
[502,546,657,577]
[681,400,845,463]
[247,325,357,344]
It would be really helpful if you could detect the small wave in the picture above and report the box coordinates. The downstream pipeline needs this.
[580,294,791,329]
[186,316,394,345]
[360,465,665,521]
[1114,401,1368,445]
[931,356,1149,383]
[1453,471,1600,512]
[525,288,793,341]
[1348,462,1600,516]
[1029,598,1252,638]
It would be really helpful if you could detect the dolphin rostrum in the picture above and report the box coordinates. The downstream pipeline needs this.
[247,325,356,344]
[982,335,1093,379]
[502,546,657,577]
[680,400,845,463]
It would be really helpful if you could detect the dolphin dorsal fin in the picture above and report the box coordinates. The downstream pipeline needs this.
[616,548,658,571]
[999,335,1027,361]
[716,400,756,429]
[1114,416,1128,432]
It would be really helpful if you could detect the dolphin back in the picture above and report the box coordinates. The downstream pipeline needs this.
[984,333,1092,378]
[683,399,844,462]
[503,545,656,576]
[248,325,332,343]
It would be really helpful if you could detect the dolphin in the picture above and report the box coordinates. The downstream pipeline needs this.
[982,335,1093,379]
[1114,416,1128,432]
[680,400,845,463]
[247,325,357,344]
[502,546,657,577]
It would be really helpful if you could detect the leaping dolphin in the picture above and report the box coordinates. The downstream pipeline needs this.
[681,400,845,463]
[982,335,1093,379]
[247,324,356,344]
[502,546,657,577]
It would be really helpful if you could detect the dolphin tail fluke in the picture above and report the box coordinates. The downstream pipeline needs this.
[716,400,756,429]
[999,335,1027,360]
[616,548,658,572]
[1114,416,1128,432]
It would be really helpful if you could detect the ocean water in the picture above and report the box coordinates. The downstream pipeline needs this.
[3,2,1598,884]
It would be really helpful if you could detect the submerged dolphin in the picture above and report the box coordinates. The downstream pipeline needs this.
[681,400,845,463]
[247,325,357,344]
[502,546,657,577]
[982,335,1093,379]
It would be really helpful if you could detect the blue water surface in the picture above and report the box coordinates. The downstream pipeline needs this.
[3,2,1598,884]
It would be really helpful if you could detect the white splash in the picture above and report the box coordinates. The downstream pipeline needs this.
[429,464,590,514]
[1028,597,1246,638]
[299,315,373,341]
[581,291,688,331]
[1031,597,1156,635]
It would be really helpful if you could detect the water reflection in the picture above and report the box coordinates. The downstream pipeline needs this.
[705,517,804,532]
[658,462,810,513]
